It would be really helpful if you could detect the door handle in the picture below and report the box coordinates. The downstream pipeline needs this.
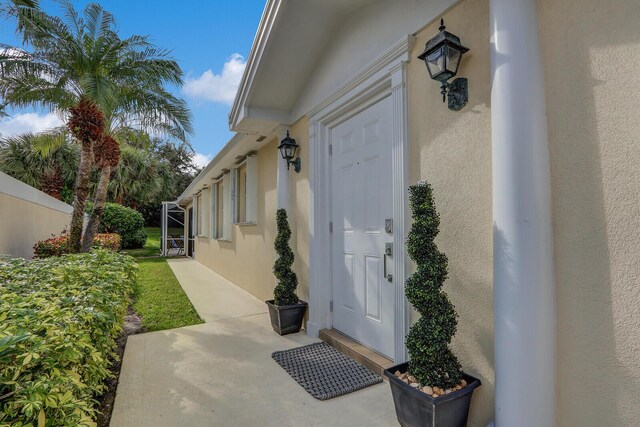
[383,253,392,282]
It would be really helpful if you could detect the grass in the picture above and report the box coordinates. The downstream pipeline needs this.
[126,227,203,332]
[133,257,203,331]
[122,227,161,257]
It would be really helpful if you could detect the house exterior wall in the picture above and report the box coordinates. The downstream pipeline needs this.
[190,116,311,304]
[408,2,494,426]
[0,172,73,259]
[540,0,640,425]
[289,116,311,303]
[190,138,278,301]
[409,0,640,425]
[292,0,458,119]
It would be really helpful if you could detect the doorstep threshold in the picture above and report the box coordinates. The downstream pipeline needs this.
[319,328,394,377]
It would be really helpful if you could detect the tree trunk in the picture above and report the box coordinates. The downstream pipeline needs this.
[82,165,111,252]
[68,141,93,253]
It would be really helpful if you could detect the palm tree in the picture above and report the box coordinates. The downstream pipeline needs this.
[108,144,166,207]
[81,134,120,251]
[0,0,192,252]
[0,130,78,201]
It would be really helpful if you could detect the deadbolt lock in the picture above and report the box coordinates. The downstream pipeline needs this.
[385,218,393,234]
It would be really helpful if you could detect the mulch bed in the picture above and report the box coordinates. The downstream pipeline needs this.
[95,307,144,427]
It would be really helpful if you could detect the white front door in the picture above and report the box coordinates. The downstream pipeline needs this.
[331,95,395,358]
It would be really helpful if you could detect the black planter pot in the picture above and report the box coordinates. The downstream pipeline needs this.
[384,362,481,427]
[265,299,308,335]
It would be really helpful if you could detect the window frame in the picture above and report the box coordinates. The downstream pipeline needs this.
[233,153,258,226]
[211,178,225,240]
[194,191,204,237]
[235,161,248,224]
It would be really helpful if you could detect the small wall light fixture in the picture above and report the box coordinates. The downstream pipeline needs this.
[278,131,301,173]
[418,18,469,111]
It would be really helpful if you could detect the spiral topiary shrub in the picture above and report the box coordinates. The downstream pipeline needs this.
[405,180,462,390]
[273,209,299,306]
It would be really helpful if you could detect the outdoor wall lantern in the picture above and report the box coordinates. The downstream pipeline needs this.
[418,19,469,111]
[278,131,301,173]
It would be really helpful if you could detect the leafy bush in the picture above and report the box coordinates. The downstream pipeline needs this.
[405,181,462,389]
[32,233,69,258]
[34,232,121,258]
[0,250,137,426]
[273,209,299,306]
[97,203,147,249]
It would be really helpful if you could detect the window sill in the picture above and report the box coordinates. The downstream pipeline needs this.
[235,222,257,226]
[214,238,232,242]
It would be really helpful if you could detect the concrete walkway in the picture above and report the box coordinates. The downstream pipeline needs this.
[110,258,396,426]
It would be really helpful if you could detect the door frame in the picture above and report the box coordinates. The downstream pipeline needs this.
[307,35,415,363]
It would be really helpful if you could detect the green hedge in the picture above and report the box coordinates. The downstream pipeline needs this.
[0,250,137,426]
[97,203,147,249]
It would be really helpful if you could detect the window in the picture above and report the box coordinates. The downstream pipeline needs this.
[222,171,232,240]
[233,153,257,225]
[237,163,247,223]
[195,192,203,236]
[211,179,224,239]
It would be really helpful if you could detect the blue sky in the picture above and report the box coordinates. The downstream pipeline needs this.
[0,0,266,166]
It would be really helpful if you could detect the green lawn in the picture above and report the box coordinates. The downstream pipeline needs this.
[123,227,161,257]
[133,258,203,331]
[126,227,203,332]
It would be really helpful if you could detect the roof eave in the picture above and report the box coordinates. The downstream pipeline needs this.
[229,0,283,132]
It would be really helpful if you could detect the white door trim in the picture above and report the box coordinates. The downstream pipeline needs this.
[307,35,415,363]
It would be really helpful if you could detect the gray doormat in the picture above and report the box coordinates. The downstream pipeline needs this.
[272,342,383,400]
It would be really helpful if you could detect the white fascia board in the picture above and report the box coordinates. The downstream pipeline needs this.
[233,107,292,135]
[229,0,283,131]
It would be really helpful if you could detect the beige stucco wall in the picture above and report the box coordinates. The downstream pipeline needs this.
[409,0,640,425]
[289,117,311,303]
[191,138,278,302]
[0,193,71,259]
[540,0,640,425]
[408,1,494,426]
[191,116,311,304]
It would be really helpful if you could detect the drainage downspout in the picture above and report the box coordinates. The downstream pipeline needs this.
[489,0,556,426]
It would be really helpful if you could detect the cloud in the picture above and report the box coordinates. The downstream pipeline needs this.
[192,152,212,168]
[182,53,246,105]
[0,112,64,138]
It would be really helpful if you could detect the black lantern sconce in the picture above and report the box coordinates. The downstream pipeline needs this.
[278,131,301,173]
[418,19,469,111]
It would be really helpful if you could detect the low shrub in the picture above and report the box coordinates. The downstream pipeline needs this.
[98,203,147,249]
[33,232,121,258]
[0,250,137,426]
[32,233,69,258]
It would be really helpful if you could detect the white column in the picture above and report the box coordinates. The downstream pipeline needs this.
[307,120,326,338]
[490,0,556,426]
[390,62,409,363]
[276,127,290,212]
